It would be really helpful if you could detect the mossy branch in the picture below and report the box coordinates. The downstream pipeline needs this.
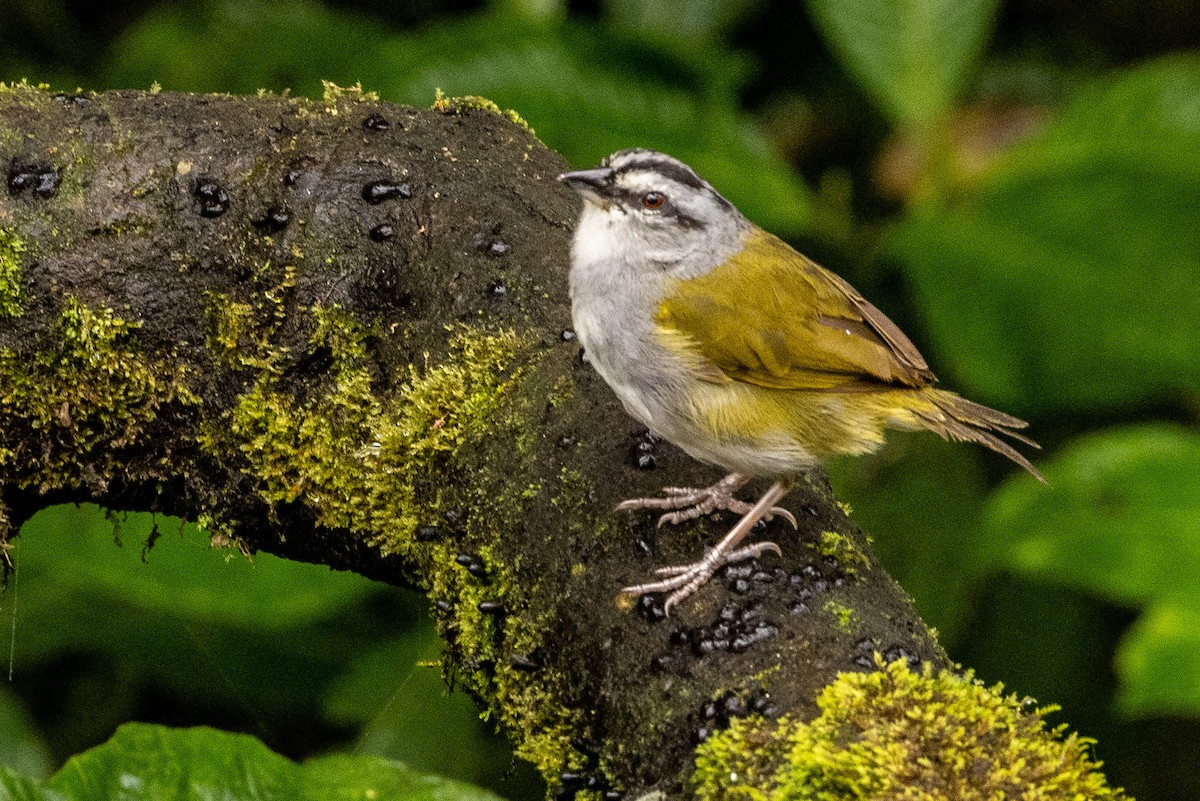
[0,85,1124,800]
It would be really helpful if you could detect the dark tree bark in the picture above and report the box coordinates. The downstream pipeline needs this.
[0,86,1124,800]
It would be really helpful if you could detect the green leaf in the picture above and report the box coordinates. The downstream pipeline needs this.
[10,504,388,715]
[103,1,809,236]
[324,633,526,789]
[17,504,374,629]
[807,0,1000,125]
[983,424,1200,604]
[892,55,1200,415]
[982,423,1200,716]
[10,504,531,796]
[0,767,59,801]
[1116,602,1200,717]
[19,723,505,801]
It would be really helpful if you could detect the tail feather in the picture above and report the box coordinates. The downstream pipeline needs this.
[920,391,1046,483]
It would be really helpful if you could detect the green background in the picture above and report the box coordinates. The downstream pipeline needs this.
[2,0,1200,798]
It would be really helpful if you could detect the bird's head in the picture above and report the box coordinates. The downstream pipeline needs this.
[559,149,746,275]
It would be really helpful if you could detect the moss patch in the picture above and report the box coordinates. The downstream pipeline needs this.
[0,296,198,486]
[822,599,856,633]
[814,530,870,577]
[0,228,26,318]
[204,306,527,556]
[693,659,1128,800]
[432,89,532,132]
[321,80,381,103]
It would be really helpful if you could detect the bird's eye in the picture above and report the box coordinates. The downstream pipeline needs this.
[641,191,666,210]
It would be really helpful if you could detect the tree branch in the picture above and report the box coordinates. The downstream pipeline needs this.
[0,85,1124,799]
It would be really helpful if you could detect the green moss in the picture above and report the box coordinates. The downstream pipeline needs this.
[321,80,380,103]
[1,79,41,90]
[814,531,869,577]
[207,299,261,362]
[204,307,526,553]
[822,599,856,633]
[200,301,590,776]
[204,261,296,371]
[693,659,1129,800]
[0,296,198,486]
[432,89,532,132]
[0,228,26,317]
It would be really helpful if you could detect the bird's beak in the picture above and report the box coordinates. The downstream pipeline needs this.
[558,167,615,202]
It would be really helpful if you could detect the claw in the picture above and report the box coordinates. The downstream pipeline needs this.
[616,474,747,519]
[770,507,798,529]
[618,472,796,529]
[618,480,793,615]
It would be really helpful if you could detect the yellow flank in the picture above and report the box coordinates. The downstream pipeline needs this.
[683,376,941,461]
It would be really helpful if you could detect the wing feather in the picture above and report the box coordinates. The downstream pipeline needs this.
[655,229,936,391]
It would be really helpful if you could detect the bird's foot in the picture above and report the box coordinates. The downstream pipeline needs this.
[619,479,794,616]
[621,541,782,616]
[615,472,797,529]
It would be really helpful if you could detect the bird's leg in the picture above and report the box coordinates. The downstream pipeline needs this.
[621,480,792,615]
[616,472,797,529]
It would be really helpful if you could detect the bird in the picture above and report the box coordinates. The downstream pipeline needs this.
[559,148,1042,615]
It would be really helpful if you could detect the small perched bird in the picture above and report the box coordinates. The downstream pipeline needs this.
[560,149,1042,615]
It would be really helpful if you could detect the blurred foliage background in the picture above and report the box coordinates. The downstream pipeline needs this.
[2,0,1200,799]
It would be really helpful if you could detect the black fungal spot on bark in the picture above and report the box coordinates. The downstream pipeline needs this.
[51,92,90,106]
[251,206,291,232]
[415,525,442,541]
[883,644,921,670]
[369,223,396,242]
[194,178,230,217]
[635,594,666,623]
[650,654,674,673]
[628,429,660,470]
[455,552,488,579]
[556,770,615,801]
[362,112,391,131]
[7,160,60,199]
[692,688,765,744]
[362,180,412,204]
